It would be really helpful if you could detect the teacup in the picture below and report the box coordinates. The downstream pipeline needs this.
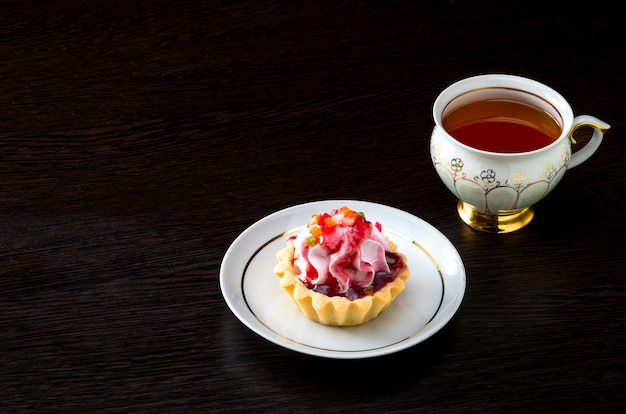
[430,74,610,233]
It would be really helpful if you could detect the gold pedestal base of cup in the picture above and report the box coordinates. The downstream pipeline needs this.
[457,201,534,234]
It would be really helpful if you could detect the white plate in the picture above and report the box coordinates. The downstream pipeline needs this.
[220,200,466,359]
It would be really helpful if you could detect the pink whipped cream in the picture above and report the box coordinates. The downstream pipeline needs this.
[288,207,393,296]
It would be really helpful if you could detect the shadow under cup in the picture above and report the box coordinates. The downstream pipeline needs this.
[431,75,610,234]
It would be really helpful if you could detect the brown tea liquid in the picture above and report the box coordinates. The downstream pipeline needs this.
[443,89,562,153]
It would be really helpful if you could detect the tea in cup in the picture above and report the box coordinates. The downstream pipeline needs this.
[430,74,610,233]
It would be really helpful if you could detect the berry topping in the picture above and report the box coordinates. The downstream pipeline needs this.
[290,207,406,300]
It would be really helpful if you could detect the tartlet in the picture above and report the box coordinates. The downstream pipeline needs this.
[273,207,409,326]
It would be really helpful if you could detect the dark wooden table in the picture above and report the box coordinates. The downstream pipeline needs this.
[2,1,625,412]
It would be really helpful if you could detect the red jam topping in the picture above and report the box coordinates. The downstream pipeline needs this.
[289,207,406,300]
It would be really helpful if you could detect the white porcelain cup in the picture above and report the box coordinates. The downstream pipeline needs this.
[430,74,610,233]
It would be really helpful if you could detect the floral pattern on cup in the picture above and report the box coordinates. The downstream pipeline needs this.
[431,144,570,214]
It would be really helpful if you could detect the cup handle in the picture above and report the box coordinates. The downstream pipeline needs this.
[568,115,611,169]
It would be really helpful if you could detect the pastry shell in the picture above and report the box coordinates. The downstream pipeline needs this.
[273,241,409,327]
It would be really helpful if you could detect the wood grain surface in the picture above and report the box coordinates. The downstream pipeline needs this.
[1,1,625,412]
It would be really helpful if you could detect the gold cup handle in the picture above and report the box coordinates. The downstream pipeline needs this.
[568,115,611,169]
